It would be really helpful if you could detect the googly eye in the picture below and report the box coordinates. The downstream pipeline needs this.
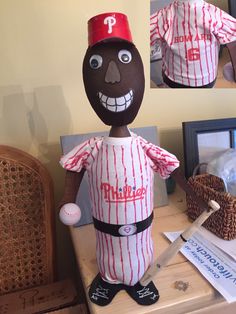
[118,50,132,64]
[89,55,103,69]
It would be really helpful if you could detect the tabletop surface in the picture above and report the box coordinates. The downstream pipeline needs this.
[70,188,233,314]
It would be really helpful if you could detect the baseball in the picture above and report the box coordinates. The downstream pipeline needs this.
[59,203,81,225]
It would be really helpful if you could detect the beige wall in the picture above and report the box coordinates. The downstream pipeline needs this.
[0,0,235,277]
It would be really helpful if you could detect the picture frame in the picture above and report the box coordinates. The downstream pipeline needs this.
[229,0,236,18]
[182,118,236,178]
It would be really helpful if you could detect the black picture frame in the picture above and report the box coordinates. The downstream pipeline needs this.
[182,118,236,178]
[229,0,236,18]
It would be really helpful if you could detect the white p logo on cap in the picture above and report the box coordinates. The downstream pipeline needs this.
[104,16,116,34]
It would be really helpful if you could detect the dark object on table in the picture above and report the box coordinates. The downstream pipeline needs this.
[229,0,236,18]
[226,41,236,82]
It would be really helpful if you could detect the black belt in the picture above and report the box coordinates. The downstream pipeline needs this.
[93,212,153,237]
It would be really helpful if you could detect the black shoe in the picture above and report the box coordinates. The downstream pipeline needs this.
[89,273,123,306]
[125,281,160,305]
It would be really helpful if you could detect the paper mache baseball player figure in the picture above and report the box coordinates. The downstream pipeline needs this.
[59,12,208,306]
[150,0,236,88]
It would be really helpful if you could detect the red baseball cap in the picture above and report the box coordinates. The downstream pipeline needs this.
[88,12,133,47]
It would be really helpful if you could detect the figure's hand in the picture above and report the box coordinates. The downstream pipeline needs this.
[226,41,236,82]
[223,62,235,82]
[59,203,81,225]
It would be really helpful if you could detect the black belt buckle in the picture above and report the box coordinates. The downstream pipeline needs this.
[118,223,137,236]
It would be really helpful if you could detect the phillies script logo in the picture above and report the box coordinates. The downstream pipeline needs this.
[101,182,146,203]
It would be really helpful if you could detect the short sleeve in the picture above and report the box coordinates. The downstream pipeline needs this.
[60,137,99,172]
[150,9,167,46]
[139,137,180,179]
[213,7,236,44]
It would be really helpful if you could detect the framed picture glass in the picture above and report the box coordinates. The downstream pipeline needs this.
[182,118,236,178]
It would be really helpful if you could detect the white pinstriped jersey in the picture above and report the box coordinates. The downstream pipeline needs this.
[60,133,179,285]
[150,0,236,86]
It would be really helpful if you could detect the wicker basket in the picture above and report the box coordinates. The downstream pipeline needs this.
[187,173,236,240]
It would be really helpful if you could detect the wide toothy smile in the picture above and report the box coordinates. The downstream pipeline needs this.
[98,90,133,112]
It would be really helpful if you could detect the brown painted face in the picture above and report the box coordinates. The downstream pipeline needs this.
[82,41,145,126]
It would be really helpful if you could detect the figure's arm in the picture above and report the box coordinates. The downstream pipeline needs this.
[58,138,96,225]
[170,167,209,211]
[59,169,85,208]
[58,169,86,225]
[226,41,236,82]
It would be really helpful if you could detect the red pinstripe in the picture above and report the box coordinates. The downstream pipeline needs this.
[97,231,106,278]
[194,3,204,85]
[139,138,153,272]
[148,162,153,222]
[149,227,154,261]
[207,3,214,82]
[162,9,169,77]
[90,144,98,219]
[130,140,140,283]
[112,145,125,283]
[170,4,176,82]
[146,229,151,267]
[176,4,184,84]
[182,2,191,86]
[94,143,107,278]
[109,237,117,280]
[105,144,111,223]
[127,237,134,286]
[213,5,219,75]
[104,233,116,280]
[100,233,109,279]
[130,141,137,223]
[121,144,132,284]
[118,238,125,283]
[105,145,117,280]
[137,144,148,271]
[112,145,119,225]
[95,142,102,221]
[143,148,150,219]
[121,146,128,224]
[202,6,210,83]
[188,3,197,86]
[100,144,115,281]
[146,167,153,267]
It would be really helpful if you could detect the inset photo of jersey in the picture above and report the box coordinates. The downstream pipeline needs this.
[150,0,236,88]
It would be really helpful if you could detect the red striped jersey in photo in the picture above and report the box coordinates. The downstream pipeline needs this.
[150,0,236,87]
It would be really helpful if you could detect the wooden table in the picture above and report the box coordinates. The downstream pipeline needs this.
[70,189,235,314]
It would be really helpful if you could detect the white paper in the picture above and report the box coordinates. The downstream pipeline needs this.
[164,231,236,303]
[198,226,236,261]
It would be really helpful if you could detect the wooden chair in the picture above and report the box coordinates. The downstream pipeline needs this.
[0,145,55,295]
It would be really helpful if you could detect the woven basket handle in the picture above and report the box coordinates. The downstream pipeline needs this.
[192,163,208,178]
[192,162,228,193]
